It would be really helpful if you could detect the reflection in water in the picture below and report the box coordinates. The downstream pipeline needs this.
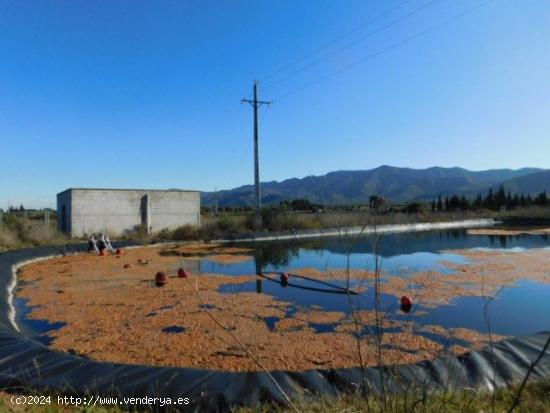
[214,229,550,338]
[256,278,262,293]
[14,297,66,345]
[243,230,549,269]
[253,239,326,268]
[162,326,186,334]
[255,253,262,292]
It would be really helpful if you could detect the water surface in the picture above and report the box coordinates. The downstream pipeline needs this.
[209,229,550,338]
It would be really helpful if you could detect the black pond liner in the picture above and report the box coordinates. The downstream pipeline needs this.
[0,243,549,412]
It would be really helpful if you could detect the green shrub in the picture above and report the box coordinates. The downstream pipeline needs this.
[250,208,321,232]
[198,215,250,239]
[0,226,18,250]
[171,224,200,240]
[0,214,66,249]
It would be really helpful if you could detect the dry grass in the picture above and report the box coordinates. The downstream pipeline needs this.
[0,214,67,251]
[1,378,549,412]
[236,378,550,413]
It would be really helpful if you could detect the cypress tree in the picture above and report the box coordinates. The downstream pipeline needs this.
[460,195,469,211]
[474,193,483,209]
[497,185,506,208]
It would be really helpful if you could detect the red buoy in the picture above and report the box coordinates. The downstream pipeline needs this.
[177,268,189,278]
[280,272,290,287]
[400,296,413,313]
[155,271,167,287]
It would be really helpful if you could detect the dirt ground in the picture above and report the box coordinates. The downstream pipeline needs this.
[15,243,548,372]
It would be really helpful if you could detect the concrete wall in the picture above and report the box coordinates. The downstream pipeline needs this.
[57,189,200,237]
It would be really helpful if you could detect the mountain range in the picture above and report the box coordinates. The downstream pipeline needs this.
[201,166,549,206]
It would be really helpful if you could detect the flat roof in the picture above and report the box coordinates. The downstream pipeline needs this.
[57,188,200,196]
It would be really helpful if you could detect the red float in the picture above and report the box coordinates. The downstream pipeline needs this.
[400,296,413,313]
[155,271,167,287]
[401,296,412,306]
[280,272,290,287]
[177,268,189,278]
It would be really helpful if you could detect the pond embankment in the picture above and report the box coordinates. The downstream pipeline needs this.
[219,218,498,243]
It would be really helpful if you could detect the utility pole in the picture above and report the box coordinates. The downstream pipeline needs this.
[242,80,272,229]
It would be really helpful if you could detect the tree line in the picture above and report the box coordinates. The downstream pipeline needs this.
[431,186,548,212]
[201,187,548,215]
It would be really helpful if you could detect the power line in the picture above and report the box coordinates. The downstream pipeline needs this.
[261,0,415,83]
[272,0,497,102]
[263,0,442,90]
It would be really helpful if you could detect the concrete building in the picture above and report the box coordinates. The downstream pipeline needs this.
[57,188,200,237]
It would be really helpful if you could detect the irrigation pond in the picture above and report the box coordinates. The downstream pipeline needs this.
[14,227,550,372]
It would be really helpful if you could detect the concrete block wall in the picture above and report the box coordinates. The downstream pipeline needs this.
[56,190,72,234]
[57,189,200,237]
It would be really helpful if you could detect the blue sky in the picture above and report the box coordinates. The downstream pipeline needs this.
[0,0,549,208]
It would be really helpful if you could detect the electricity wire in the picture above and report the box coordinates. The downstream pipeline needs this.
[272,0,497,102]
[263,0,442,90]
[261,0,416,83]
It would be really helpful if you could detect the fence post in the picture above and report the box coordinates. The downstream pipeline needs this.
[44,209,50,236]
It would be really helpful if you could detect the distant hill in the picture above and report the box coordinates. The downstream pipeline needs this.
[493,170,550,194]
[202,166,546,206]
